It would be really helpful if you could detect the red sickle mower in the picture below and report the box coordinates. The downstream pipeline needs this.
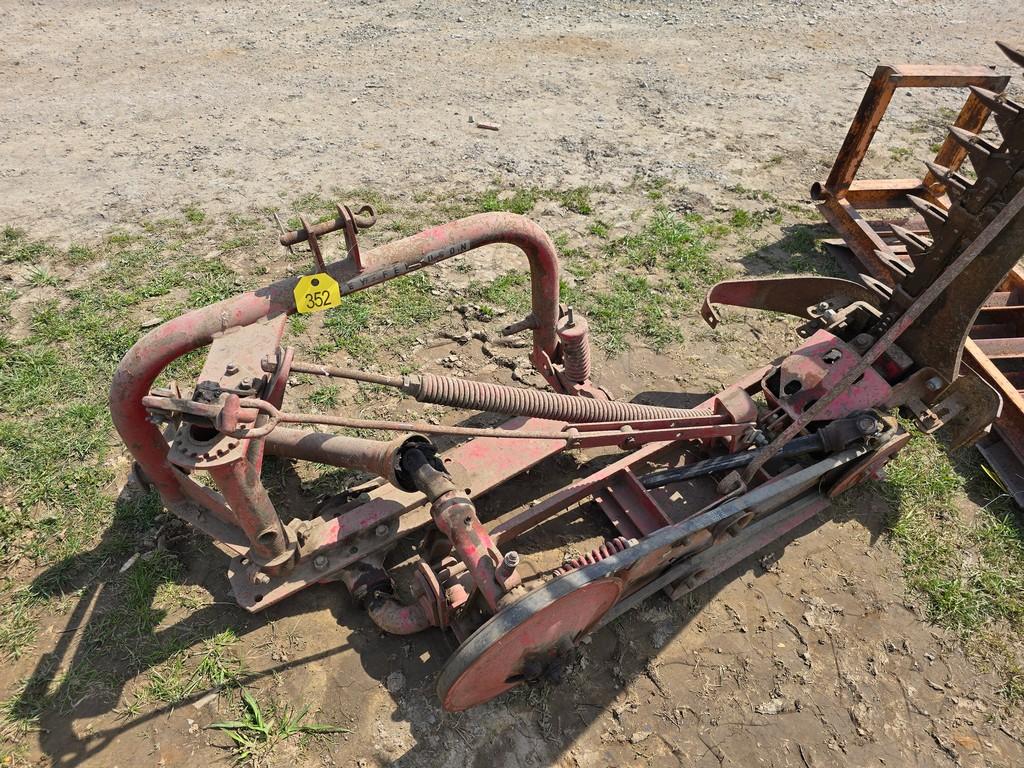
[111,43,1024,711]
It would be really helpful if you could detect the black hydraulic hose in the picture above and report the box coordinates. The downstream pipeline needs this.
[639,434,825,489]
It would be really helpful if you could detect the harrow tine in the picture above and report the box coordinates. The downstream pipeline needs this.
[923,160,971,197]
[948,126,996,172]
[889,223,933,256]
[874,249,912,277]
[996,40,1024,69]
[906,194,949,237]
[968,85,1021,135]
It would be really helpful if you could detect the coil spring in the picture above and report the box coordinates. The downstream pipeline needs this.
[561,332,592,383]
[414,373,713,423]
[554,536,632,576]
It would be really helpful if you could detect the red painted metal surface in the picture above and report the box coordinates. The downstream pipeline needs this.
[593,469,672,538]
[110,212,569,512]
[438,578,623,711]
[763,329,892,422]
[109,170,979,714]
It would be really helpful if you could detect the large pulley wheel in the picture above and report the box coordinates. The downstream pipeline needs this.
[436,571,623,711]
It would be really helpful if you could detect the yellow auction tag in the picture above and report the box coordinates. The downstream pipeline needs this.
[293,273,341,314]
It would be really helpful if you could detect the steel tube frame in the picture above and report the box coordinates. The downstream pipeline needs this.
[110,212,564,512]
[263,427,415,488]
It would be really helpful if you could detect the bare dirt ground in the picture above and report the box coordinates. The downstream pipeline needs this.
[3,1,1024,767]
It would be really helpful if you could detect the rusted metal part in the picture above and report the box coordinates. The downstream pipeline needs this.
[228,416,566,611]
[400,372,712,422]
[828,432,911,497]
[111,212,574,511]
[553,537,634,576]
[487,382,759,548]
[566,419,750,451]
[896,191,1024,384]
[438,445,870,710]
[404,448,519,612]
[144,392,733,449]
[761,329,892,423]
[438,577,622,711]
[206,449,295,572]
[117,81,1024,713]
[555,308,592,383]
[297,213,326,272]
[701,276,881,328]
[602,491,830,618]
[279,202,377,271]
[743,184,1024,483]
[811,63,1009,282]
[810,47,1024,499]
[262,428,424,490]
[338,559,434,636]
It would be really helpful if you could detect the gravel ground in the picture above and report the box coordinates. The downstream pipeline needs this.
[2,2,1024,767]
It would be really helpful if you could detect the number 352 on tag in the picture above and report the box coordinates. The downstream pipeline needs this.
[294,273,341,314]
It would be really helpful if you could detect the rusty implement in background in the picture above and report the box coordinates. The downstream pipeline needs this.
[812,46,1024,504]
[110,41,1024,711]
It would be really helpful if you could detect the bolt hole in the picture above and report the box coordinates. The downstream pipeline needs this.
[783,380,803,396]
[464,488,472,496]
[349,546,358,554]
[254,594,263,603]
[189,424,219,442]
[311,277,320,287]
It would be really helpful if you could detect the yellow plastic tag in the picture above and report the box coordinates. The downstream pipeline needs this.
[293,273,341,314]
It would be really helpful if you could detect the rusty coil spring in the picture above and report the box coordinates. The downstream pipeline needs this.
[411,374,713,423]
[554,537,632,576]
[560,331,592,383]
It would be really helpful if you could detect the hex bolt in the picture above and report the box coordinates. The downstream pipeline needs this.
[925,376,944,392]
[851,333,874,351]
[374,524,390,538]
[239,377,253,389]
[312,554,329,571]
[503,550,520,569]
[251,570,271,585]
[225,362,239,375]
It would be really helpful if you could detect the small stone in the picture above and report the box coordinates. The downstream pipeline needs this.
[385,671,405,693]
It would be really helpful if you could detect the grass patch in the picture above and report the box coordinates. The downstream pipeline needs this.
[322,271,445,360]
[1,228,54,264]
[468,271,531,315]
[183,204,206,224]
[889,146,914,163]
[479,187,539,215]
[477,185,596,216]
[306,386,340,412]
[209,688,348,766]
[131,629,245,708]
[556,186,593,215]
[0,601,37,663]
[566,274,679,353]
[606,208,727,295]
[881,430,1024,700]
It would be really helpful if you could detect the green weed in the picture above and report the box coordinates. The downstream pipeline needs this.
[208,688,348,766]
[881,431,1024,698]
